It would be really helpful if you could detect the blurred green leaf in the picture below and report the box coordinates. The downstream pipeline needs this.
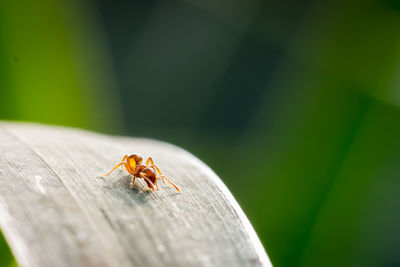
[0,0,123,132]
[217,1,400,266]
[0,231,15,267]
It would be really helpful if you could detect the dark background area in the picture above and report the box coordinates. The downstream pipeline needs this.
[1,0,400,266]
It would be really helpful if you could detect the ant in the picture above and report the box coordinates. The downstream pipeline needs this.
[99,154,180,192]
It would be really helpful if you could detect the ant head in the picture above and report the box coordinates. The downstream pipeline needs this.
[129,154,143,164]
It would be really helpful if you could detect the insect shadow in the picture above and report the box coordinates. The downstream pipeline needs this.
[101,174,152,205]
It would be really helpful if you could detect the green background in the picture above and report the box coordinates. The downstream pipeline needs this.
[1,0,400,266]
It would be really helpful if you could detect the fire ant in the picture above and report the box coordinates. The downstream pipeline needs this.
[99,154,180,192]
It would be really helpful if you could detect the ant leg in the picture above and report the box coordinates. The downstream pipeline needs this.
[151,177,160,190]
[143,177,155,192]
[139,173,155,192]
[120,155,128,170]
[158,175,169,186]
[146,157,154,166]
[156,175,167,185]
[130,176,136,189]
[99,162,129,178]
[159,175,180,192]
[146,158,162,175]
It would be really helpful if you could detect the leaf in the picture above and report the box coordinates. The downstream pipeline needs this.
[0,122,271,267]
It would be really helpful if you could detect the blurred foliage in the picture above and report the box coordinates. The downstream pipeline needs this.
[1,0,400,266]
[0,0,122,132]
[0,231,14,267]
